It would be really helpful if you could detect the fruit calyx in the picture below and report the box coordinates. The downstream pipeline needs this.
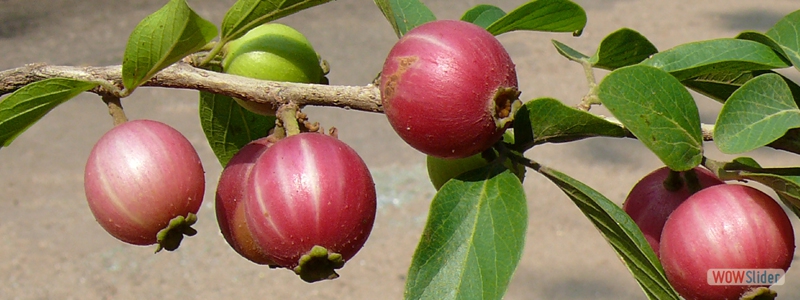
[741,287,777,300]
[292,245,346,283]
[491,86,522,129]
[155,213,198,253]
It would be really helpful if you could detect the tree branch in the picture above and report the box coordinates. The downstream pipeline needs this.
[0,62,384,113]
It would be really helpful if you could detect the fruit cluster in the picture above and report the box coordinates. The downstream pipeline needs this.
[624,166,795,299]
[84,119,376,282]
[82,19,523,284]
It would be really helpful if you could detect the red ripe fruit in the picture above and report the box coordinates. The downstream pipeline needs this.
[380,20,520,159]
[622,166,723,257]
[660,184,795,300]
[245,133,377,282]
[215,137,274,264]
[84,120,205,251]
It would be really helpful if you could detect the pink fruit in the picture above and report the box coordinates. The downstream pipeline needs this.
[215,137,275,265]
[84,120,205,251]
[380,20,520,159]
[622,166,723,257]
[660,184,795,300]
[245,132,376,282]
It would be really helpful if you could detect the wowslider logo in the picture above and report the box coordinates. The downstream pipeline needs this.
[707,269,786,286]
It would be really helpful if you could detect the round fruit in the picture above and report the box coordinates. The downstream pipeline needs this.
[660,184,795,300]
[84,120,205,251]
[245,132,376,282]
[427,154,526,190]
[380,19,520,159]
[622,166,723,257]
[222,23,324,115]
[427,154,489,190]
[215,137,274,265]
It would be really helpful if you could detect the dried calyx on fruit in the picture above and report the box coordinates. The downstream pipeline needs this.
[380,19,521,159]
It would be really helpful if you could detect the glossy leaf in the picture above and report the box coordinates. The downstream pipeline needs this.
[0,78,96,148]
[683,70,800,104]
[766,10,800,72]
[682,71,759,103]
[537,165,680,300]
[220,0,333,42]
[198,91,276,166]
[460,5,506,29]
[737,31,791,62]
[590,28,658,70]
[640,38,790,81]
[597,65,703,171]
[714,73,800,154]
[551,39,589,62]
[769,128,800,155]
[705,157,800,219]
[513,97,628,150]
[405,163,527,300]
[486,0,586,35]
[374,0,436,38]
[122,0,217,91]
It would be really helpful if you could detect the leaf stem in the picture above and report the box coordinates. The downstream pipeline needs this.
[577,60,600,111]
[507,150,542,172]
[198,39,227,67]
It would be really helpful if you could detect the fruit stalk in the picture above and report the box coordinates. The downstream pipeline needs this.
[102,95,128,126]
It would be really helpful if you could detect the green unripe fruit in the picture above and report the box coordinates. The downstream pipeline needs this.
[427,154,489,190]
[426,154,526,190]
[427,132,525,190]
[222,23,324,115]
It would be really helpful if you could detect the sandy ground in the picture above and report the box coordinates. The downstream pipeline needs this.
[2,0,800,299]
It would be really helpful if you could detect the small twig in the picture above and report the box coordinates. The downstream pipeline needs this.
[0,62,383,113]
[102,95,128,126]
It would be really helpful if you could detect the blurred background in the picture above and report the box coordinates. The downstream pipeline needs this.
[2,0,800,299]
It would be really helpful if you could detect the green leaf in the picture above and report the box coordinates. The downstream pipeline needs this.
[766,10,800,72]
[373,0,436,38]
[737,31,792,61]
[460,5,506,29]
[199,91,276,166]
[590,28,658,70]
[537,165,680,300]
[512,97,629,150]
[769,128,800,155]
[486,0,586,35]
[551,39,589,62]
[597,65,703,171]
[682,71,759,103]
[714,73,800,154]
[122,0,218,91]
[220,0,333,42]
[640,38,790,81]
[683,70,800,104]
[405,163,527,300]
[0,78,97,148]
[705,157,800,219]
